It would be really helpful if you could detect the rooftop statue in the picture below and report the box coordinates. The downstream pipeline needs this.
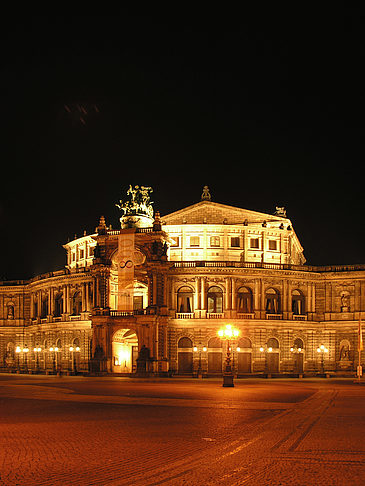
[201,185,211,201]
[274,206,287,218]
[116,185,154,219]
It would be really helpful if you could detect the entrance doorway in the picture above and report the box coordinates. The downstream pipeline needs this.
[177,337,193,374]
[112,329,138,373]
[207,337,223,374]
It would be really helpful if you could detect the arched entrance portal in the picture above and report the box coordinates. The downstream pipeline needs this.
[112,329,138,373]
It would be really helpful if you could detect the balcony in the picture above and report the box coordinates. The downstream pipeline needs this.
[207,313,224,319]
[237,313,254,319]
[266,314,282,320]
[176,313,194,319]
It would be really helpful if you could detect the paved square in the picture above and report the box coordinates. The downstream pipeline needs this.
[0,375,364,485]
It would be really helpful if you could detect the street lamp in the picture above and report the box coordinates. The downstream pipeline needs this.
[23,345,29,372]
[49,345,59,373]
[34,346,42,373]
[290,345,303,375]
[217,324,240,387]
[193,343,207,378]
[15,345,21,371]
[69,345,81,374]
[317,344,329,375]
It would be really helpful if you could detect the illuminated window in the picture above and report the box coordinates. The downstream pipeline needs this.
[265,288,280,314]
[210,236,220,247]
[268,240,277,251]
[250,238,259,249]
[190,236,200,247]
[207,286,223,313]
[133,295,143,311]
[171,236,180,247]
[177,286,194,313]
[237,287,253,313]
[230,237,240,248]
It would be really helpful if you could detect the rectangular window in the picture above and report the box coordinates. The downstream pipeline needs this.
[79,249,84,259]
[72,252,76,262]
[230,237,240,248]
[133,295,144,311]
[250,238,260,249]
[171,236,180,247]
[268,240,277,251]
[210,236,220,247]
[190,236,200,247]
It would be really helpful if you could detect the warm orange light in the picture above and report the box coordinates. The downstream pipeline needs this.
[217,324,240,340]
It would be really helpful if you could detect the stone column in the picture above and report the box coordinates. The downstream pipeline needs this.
[49,288,54,317]
[152,274,157,306]
[231,278,236,310]
[30,293,34,319]
[225,277,231,312]
[37,291,42,317]
[201,277,206,310]
[81,283,86,311]
[194,277,200,311]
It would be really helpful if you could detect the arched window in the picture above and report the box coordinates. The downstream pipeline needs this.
[294,338,304,349]
[72,291,82,315]
[54,292,63,317]
[267,337,279,349]
[207,286,223,313]
[265,288,280,314]
[208,337,222,348]
[292,290,305,315]
[177,286,194,313]
[237,287,253,313]
[238,337,252,349]
[178,337,193,348]
[41,295,48,318]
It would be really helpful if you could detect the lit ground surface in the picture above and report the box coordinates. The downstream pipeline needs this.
[0,375,365,485]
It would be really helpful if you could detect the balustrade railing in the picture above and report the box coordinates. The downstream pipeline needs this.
[172,261,365,273]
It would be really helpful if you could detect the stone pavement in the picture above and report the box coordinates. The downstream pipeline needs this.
[0,376,364,485]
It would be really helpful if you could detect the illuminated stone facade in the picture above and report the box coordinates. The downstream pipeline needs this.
[1,187,364,377]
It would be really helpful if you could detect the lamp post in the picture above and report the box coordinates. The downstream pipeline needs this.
[193,343,207,378]
[23,345,29,373]
[317,344,328,375]
[34,346,42,373]
[49,345,58,373]
[218,324,240,387]
[259,346,270,376]
[69,345,81,374]
[290,345,303,376]
[15,345,21,372]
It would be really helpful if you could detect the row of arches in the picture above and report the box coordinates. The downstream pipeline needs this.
[33,291,84,318]
[177,286,305,314]
[177,336,305,374]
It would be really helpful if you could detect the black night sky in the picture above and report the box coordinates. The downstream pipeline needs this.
[1,13,365,280]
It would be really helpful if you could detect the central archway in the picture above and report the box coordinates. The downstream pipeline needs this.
[112,329,138,373]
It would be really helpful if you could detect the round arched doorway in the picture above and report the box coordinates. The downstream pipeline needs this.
[112,329,138,373]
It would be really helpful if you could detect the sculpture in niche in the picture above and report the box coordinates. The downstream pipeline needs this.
[7,305,14,319]
[340,291,350,312]
[339,343,350,361]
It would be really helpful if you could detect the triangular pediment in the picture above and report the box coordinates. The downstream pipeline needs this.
[161,201,288,226]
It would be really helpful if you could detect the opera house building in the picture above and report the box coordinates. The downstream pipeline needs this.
[1,185,364,377]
